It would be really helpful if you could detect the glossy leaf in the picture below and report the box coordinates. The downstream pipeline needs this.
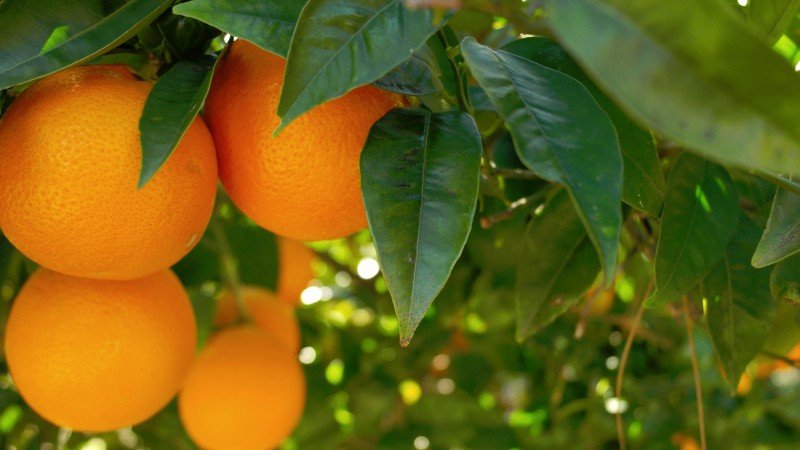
[752,188,800,267]
[361,108,482,345]
[0,0,170,90]
[706,215,777,388]
[173,0,305,57]
[461,37,621,286]
[771,253,800,304]
[373,41,443,96]
[277,0,449,131]
[545,0,800,176]
[743,0,800,45]
[503,37,665,216]
[138,56,217,187]
[516,189,600,340]
[646,153,740,308]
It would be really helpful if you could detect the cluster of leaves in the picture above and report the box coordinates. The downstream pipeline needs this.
[3,0,800,448]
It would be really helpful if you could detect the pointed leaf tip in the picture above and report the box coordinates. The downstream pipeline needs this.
[361,108,482,342]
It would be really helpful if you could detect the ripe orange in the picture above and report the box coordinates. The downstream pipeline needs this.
[204,40,404,241]
[214,285,301,352]
[4,269,197,432]
[277,238,315,305]
[0,65,218,280]
[179,326,306,450]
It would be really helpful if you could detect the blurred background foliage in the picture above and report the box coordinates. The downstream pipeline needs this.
[2,0,800,449]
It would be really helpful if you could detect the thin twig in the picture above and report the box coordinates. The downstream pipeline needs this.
[480,188,550,228]
[209,218,250,324]
[615,279,654,450]
[683,296,707,450]
[491,167,540,180]
[615,300,644,449]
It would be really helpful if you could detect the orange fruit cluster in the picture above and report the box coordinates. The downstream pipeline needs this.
[0,35,395,448]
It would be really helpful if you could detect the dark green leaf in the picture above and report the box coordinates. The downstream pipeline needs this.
[361,108,482,345]
[545,0,800,176]
[373,45,443,96]
[461,37,622,286]
[771,253,800,304]
[503,37,665,216]
[0,0,170,90]
[227,218,279,291]
[753,188,800,267]
[155,14,220,60]
[516,189,600,340]
[705,215,778,388]
[743,0,800,45]
[138,55,217,187]
[646,153,740,308]
[173,0,305,58]
[277,0,449,131]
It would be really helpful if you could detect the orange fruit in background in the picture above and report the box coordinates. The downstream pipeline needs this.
[204,40,404,241]
[179,326,306,450]
[277,237,315,305]
[4,269,197,432]
[214,285,301,352]
[0,65,217,280]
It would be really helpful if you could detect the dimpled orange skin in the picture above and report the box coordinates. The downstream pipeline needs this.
[277,238,315,305]
[204,40,404,241]
[4,269,197,432]
[214,286,301,352]
[179,326,306,450]
[0,65,218,280]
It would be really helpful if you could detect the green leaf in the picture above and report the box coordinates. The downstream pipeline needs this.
[0,0,171,90]
[705,215,778,388]
[361,108,482,345]
[138,56,217,187]
[771,253,800,304]
[374,38,445,96]
[503,37,665,216]
[646,153,740,308]
[743,0,800,45]
[545,0,800,176]
[752,188,800,267]
[515,189,601,340]
[173,0,305,58]
[276,0,449,131]
[460,36,622,286]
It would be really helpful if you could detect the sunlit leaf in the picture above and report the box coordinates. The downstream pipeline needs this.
[545,0,800,176]
[461,36,621,286]
[139,55,217,187]
[277,0,450,131]
[647,153,739,308]
[753,188,800,267]
[173,0,305,57]
[0,0,170,90]
[361,108,482,345]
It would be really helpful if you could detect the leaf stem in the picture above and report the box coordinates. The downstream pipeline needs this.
[683,296,707,450]
[479,188,549,228]
[209,216,251,325]
[491,167,540,180]
[437,28,472,115]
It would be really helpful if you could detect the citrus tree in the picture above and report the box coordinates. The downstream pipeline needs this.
[1,0,800,449]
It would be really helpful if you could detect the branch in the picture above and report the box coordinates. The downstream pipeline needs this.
[683,296,707,450]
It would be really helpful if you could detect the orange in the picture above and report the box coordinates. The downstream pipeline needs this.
[0,65,218,280]
[277,238,315,305]
[204,40,404,241]
[4,269,197,432]
[179,326,306,450]
[214,285,301,352]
